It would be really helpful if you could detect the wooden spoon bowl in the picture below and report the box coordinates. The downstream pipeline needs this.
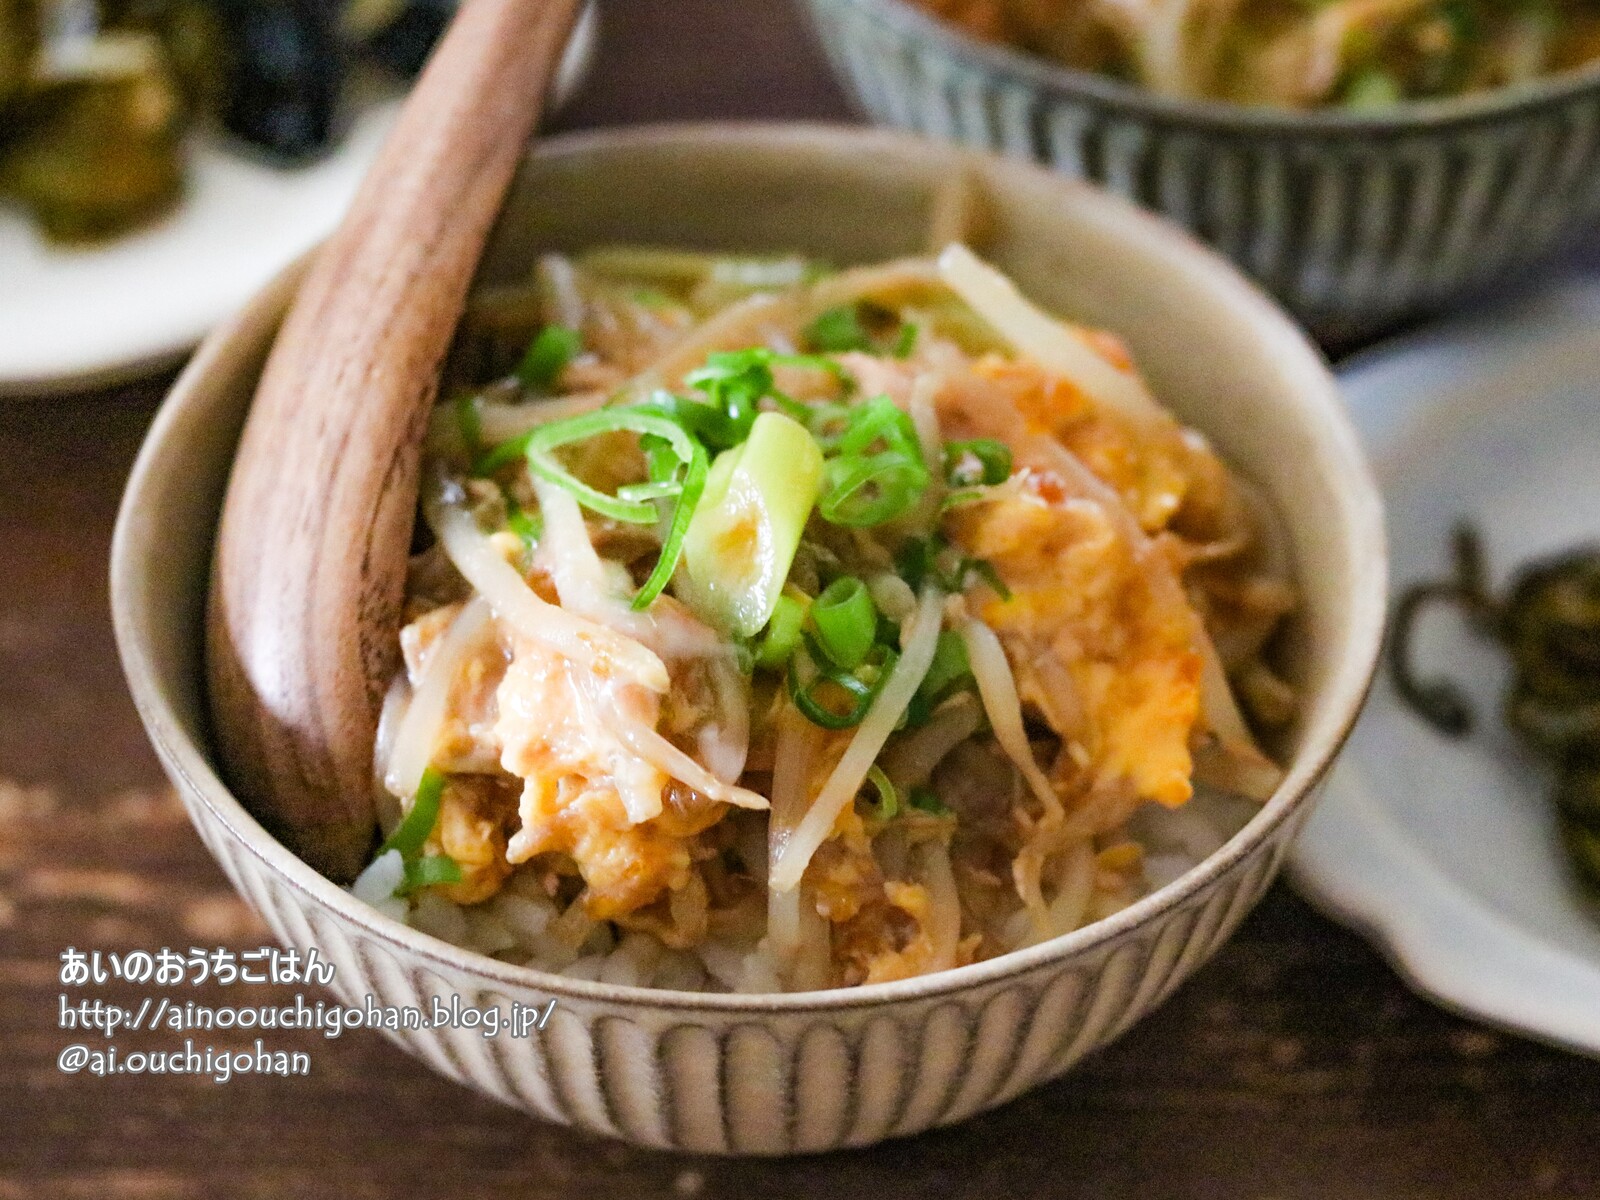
[206,0,581,880]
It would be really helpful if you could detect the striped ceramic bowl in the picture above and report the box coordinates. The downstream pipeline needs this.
[111,125,1386,1154]
[803,0,1600,343]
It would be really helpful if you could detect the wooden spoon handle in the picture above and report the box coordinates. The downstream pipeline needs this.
[207,0,581,880]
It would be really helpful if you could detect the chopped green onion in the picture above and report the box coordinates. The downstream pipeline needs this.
[864,765,898,821]
[640,431,689,483]
[473,431,533,477]
[804,303,916,358]
[834,395,921,460]
[504,495,542,551]
[810,576,878,670]
[379,766,445,860]
[632,443,708,611]
[685,348,845,423]
[895,535,942,593]
[943,438,1012,488]
[787,639,897,730]
[805,305,874,353]
[812,395,932,527]
[517,325,582,390]
[501,406,710,611]
[906,630,972,725]
[642,381,757,453]
[788,658,872,730]
[617,478,684,503]
[398,854,464,895]
[896,534,1011,600]
[908,785,951,816]
[454,393,484,457]
[755,589,810,669]
[524,408,701,526]
[670,346,850,453]
[819,453,928,527]
[672,395,757,453]
[678,411,825,634]
[768,350,854,381]
[940,488,985,512]
[892,322,919,359]
[962,557,1012,601]
[800,401,854,449]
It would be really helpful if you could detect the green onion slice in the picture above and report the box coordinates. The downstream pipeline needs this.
[805,305,874,353]
[755,589,810,670]
[896,534,1011,600]
[473,431,533,477]
[641,388,754,453]
[865,764,898,821]
[504,495,542,552]
[905,629,973,726]
[454,393,484,457]
[379,766,445,860]
[617,479,684,503]
[517,325,582,390]
[908,784,951,816]
[810,576,878,670]
[943,438,1012,488]
[813,395,931,527]
[801,401,855,449]
[819,453,928,527]
[398,854,465,895]
[834,395,921,460]
[631,442,708,610]
[962,557,1012,601]
[787,638,898,730]
[489,406,711,611]
[891,322,919,359]
[524,408,701,526]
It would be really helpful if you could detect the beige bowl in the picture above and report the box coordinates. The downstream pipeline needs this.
[111,123,1385,1154]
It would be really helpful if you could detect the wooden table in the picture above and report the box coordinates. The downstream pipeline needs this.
[3,3,1598,1197]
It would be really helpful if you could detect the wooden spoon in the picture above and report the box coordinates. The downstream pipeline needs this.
[206,0,582,881]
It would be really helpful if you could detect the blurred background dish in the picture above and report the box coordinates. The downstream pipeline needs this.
[0,0,595,396]
[801,0,1600,343]
[898,1,1600,110]
[1290,274,1600,1057]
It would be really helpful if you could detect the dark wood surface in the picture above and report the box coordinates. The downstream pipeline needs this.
[3,3,1598,1197]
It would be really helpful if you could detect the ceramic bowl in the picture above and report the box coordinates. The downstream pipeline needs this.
[111,123,1386,1154]
[802,0,1600,344]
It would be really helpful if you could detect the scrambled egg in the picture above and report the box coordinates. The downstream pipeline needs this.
[425,776,518,905]
[973,356,1227,536]
[494,634,722,923]
[943,359,1212,818]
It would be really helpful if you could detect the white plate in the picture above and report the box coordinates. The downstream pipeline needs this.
[0,3,597,396]
[1289,275,1600,1057]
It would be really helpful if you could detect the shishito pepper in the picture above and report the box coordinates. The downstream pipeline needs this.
[1,33,185,243]
[1391,523,1600,890]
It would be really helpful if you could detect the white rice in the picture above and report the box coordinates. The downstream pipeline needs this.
[346,790,1256,992]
